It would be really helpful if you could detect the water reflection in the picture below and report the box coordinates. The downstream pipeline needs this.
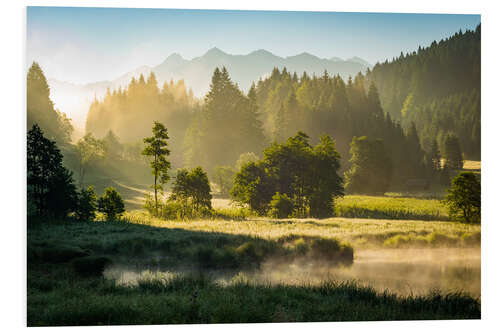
[104,248,480,299]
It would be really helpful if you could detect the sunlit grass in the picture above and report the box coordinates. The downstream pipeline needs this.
[335,195,449,221]
[123,210,480,248]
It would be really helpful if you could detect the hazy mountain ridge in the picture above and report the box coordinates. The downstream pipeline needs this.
[48,48,370,129]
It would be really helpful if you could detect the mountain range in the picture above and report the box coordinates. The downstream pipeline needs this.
[48,48,371,130]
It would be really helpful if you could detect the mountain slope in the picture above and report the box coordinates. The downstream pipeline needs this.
[366,25,480,159]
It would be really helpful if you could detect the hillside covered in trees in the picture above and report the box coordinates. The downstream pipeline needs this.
[26,25,479,194]
[366,25,480,159]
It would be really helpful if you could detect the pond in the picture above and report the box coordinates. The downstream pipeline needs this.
[104,247,480,299]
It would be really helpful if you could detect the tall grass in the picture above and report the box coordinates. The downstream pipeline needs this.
[335,195,449,221]
[122,210,480,248]
[28,268,480,326]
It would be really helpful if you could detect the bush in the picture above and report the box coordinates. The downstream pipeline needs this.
[269,192,294,218]
[98,187,125,220]
[75,186,98,221]
[310,238,353,265]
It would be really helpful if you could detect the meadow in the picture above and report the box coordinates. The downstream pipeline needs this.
[334,195,449,221]
[28,204,481,325]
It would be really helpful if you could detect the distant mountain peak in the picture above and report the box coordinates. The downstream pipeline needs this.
[166,52,183,60]
[160,53,186,66]
[330,56,344,62]
[248,49,276,57]
[346,56,371,68]
[204,47,227,57]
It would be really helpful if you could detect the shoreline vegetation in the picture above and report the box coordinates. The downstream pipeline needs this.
[28,217,480,326]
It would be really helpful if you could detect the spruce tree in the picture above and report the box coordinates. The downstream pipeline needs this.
[142,121,171,216]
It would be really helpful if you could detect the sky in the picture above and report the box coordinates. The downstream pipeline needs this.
[27,7,480,84]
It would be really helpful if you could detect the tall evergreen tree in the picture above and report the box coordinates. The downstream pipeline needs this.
[444,133,464,170]
[27,124,76,218]
[142,121,171,215]
[27,62,73,143]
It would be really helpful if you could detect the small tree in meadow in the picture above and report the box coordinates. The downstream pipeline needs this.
[171,167,212,215]
[75,186,98,221]
[443,172,480,223]
[142,121,171,216]
[98,187,125,221]
[189,167,212,210]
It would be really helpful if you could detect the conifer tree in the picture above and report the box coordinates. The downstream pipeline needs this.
[142,121,171,216]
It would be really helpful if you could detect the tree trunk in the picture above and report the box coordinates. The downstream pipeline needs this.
[154,154,158,216]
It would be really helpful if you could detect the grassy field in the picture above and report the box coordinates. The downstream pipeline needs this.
[28,189,481,325]
[123,210,480,248]
[334,195,449,221]
[27,218,480,325]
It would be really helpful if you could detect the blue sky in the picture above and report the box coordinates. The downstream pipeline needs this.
[27,7,480,84]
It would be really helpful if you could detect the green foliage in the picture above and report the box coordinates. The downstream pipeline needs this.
[232,132,343,217]
[309,135,344,217]
[98,187,125,220]
[254,66,430,188]
[236,152,259,170]
[335,195,449,221]
[310,238,354,264]
[366,26,480,159]
[86,73,196,167]
[269,192,294,218]
[231,161,275,214]
[444,133,464,170]
[344,136,392,195]
[443,172,480,223]
[27,62,73,143]
[27,124,77,218]
[213,166,235,196]
[75,186,98,221]
[75,133,105,187]
[184,67,265,170]
[142,121,171,215]
[102,130,123,160]
[170,166,212,215]
[27,221,479,325]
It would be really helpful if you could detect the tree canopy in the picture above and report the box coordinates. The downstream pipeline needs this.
[231,131,343,217]
[27,124,77,218]
[27,62,73,143]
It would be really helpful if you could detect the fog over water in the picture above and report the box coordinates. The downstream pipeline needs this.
[104,247,480,299]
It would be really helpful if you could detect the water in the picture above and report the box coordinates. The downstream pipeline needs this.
[104,247,480,299]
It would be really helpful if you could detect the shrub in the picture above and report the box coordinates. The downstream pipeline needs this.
[269,192,294,218]
[310,238,353,265]
[98,187,125,220]
[75,186,98,221]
